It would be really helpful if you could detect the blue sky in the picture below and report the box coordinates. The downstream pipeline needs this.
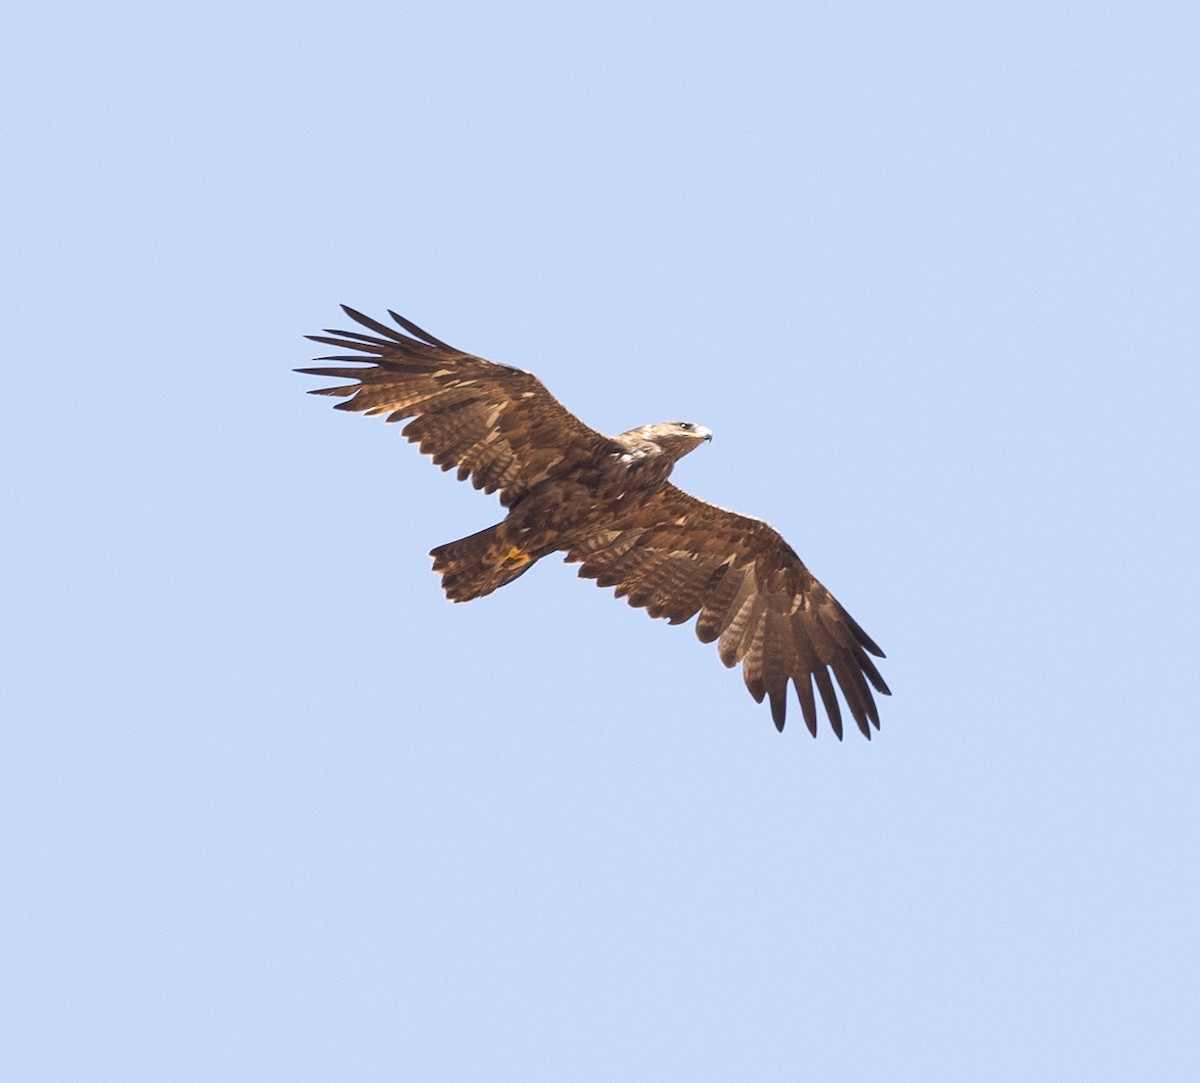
[4,1,1198,1079]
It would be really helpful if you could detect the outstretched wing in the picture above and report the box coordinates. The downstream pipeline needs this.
[565,485,890,737]
[298,307,617,507]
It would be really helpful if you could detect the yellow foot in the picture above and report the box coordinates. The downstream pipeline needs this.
[503,546,532,569]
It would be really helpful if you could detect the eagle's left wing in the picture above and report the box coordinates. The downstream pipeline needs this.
[298,307,618,508]
[564,485,890,737]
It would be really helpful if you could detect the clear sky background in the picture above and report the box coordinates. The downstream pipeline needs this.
[4,1,1198,1079]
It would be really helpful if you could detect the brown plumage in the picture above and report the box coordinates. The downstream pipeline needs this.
[298,306,891,738]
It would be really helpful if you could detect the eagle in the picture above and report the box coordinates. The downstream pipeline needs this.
[298,306,890,738]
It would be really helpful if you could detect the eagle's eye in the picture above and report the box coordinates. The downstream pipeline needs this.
[677,422,694,431]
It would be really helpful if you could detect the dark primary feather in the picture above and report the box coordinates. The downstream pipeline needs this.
[298,306,616,508]
[564,485,890,737]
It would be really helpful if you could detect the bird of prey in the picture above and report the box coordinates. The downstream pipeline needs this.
[298,307,890,737]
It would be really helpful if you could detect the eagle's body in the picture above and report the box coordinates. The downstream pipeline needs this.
[433,422,710,602]
[299,307,891,738]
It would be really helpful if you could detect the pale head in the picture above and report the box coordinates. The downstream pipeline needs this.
[618,421,713,463]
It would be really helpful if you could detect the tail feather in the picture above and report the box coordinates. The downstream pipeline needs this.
[430,522,538,602]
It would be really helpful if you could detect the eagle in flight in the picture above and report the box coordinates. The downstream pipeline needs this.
[299,307,890,738]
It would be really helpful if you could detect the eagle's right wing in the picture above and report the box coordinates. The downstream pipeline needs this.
[298,307,616,507]
[565,484,890,738]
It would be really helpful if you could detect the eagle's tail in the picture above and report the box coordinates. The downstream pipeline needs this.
[430,522,539,602]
